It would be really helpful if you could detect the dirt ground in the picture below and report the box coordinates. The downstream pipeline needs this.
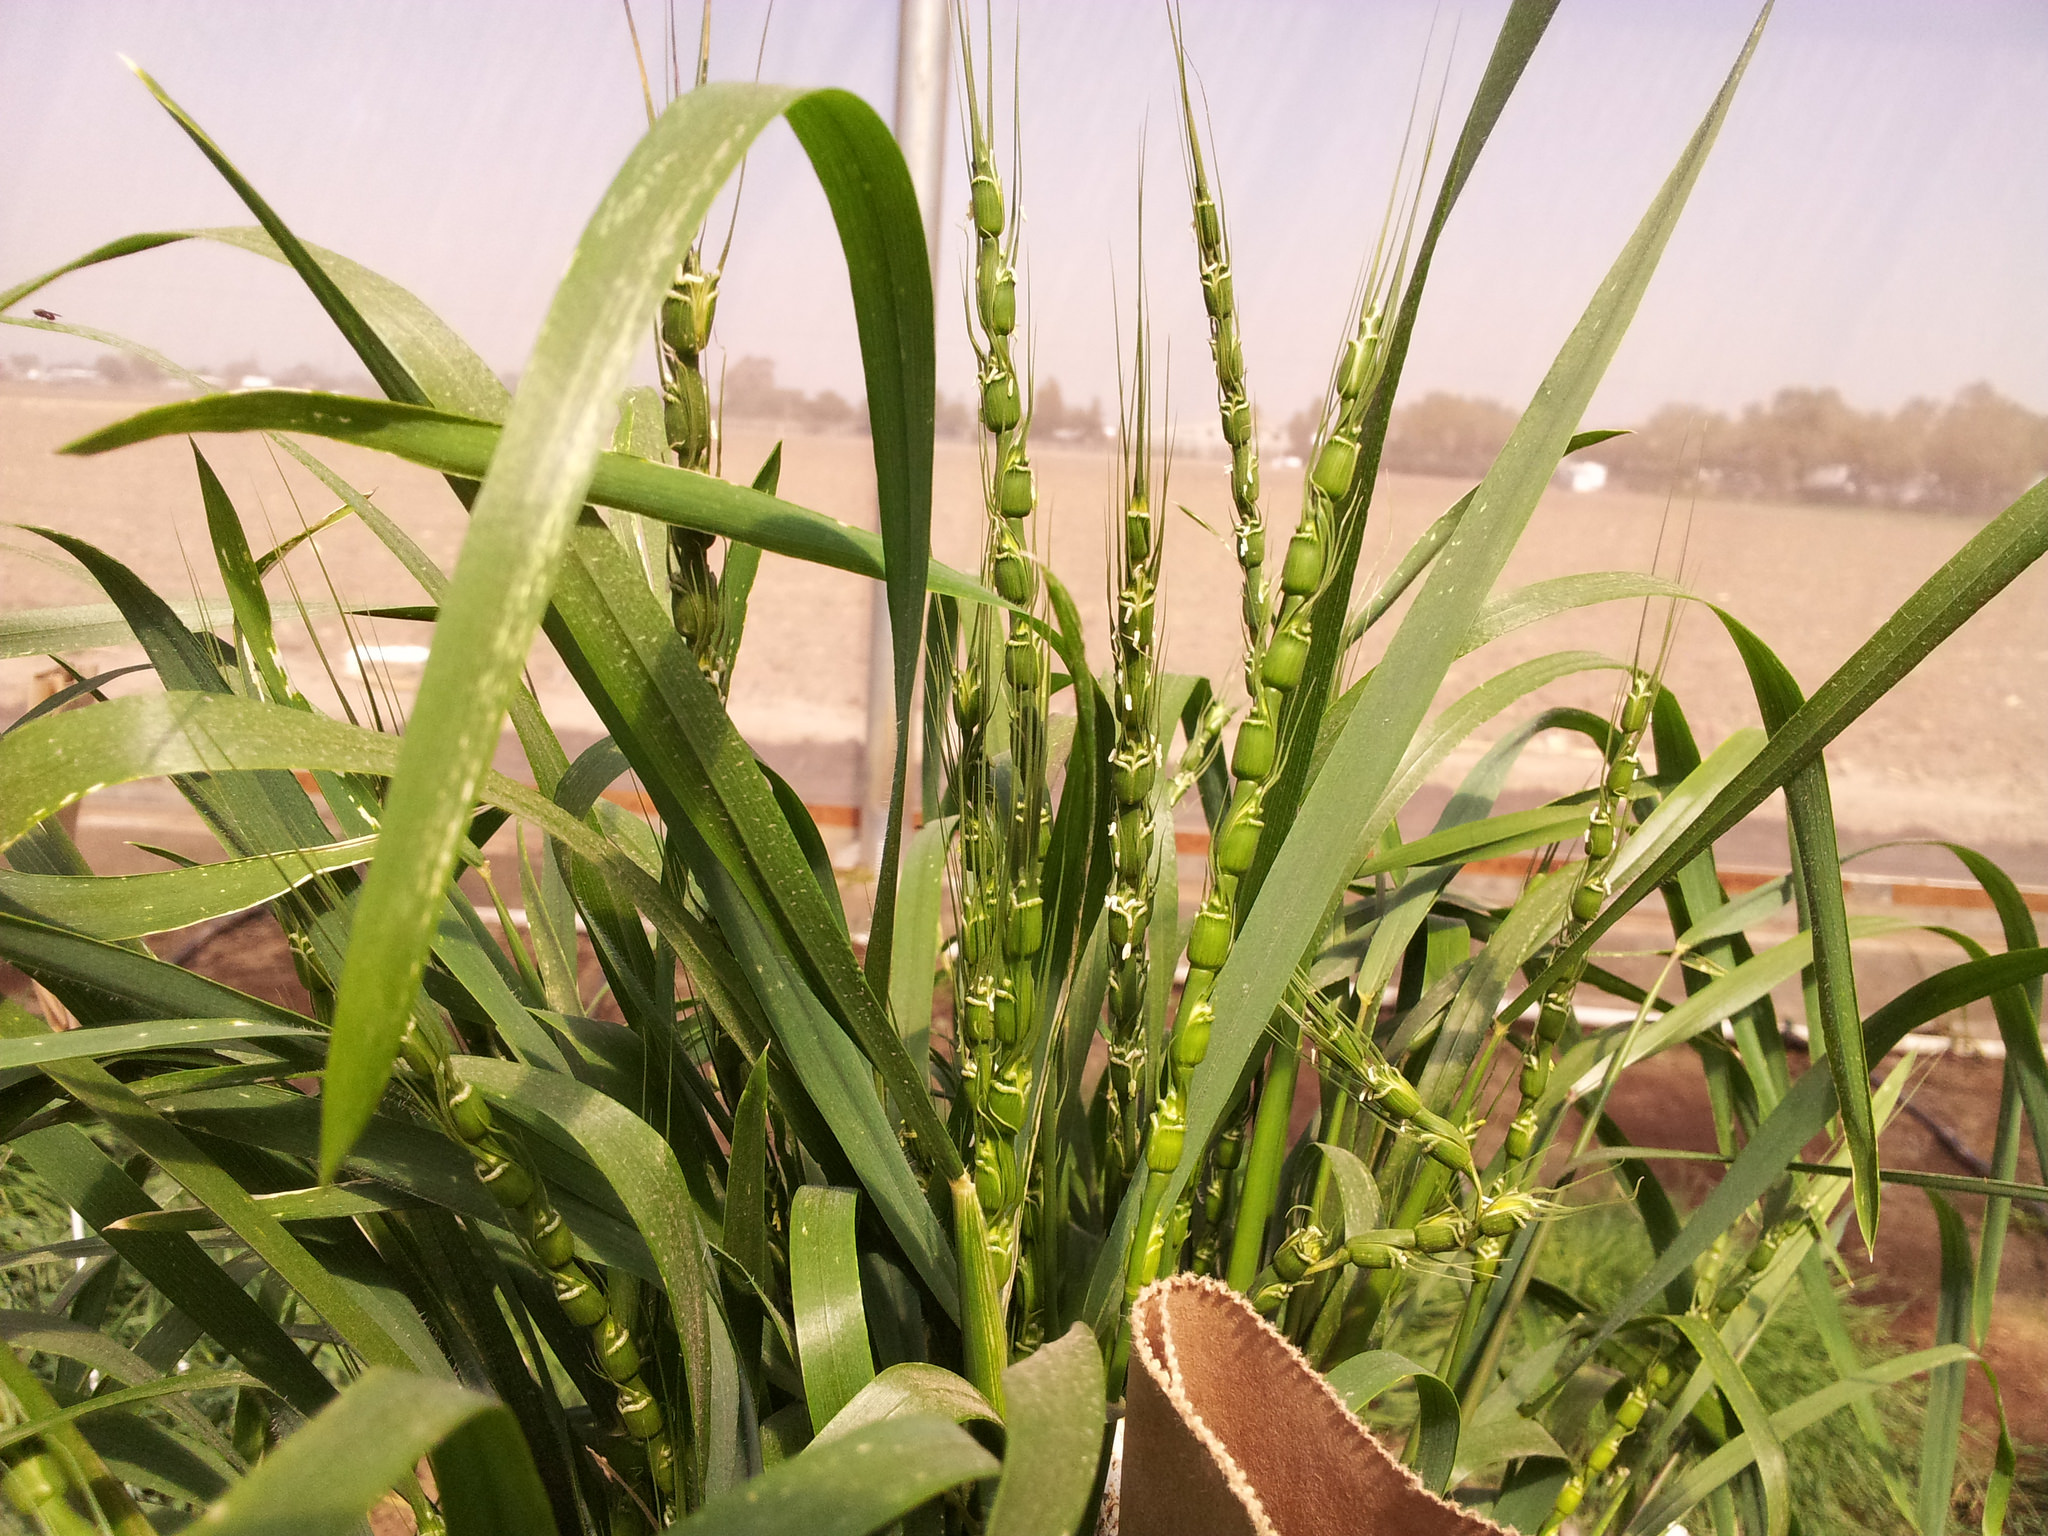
[6,383,2033,1031]
[3,385,2043,883]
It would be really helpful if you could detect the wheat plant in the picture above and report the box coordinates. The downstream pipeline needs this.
[0,3,2042,1534]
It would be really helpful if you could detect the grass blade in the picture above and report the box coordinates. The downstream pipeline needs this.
[888,817,953,1071]
[26,527,337,853]
[725,1054,774,1297]
[1461,570,1689,657]
[778,92,936,996]
[1542,916,1905,1110]
[0,1313,189,1395]
[1352,803,1590,879]
[1920,1191,1974,1535]
[1635,1344,1974,1535]
[1542,476,2048,1022]
[0,910,307,1036]
[1580,947,2048,1361]
[1975,1067,2025,1360]
[193,443,295,704]
[1786,758,1876,1243]
[1034,571,1113,1043]
[61,392,991,606]
[1982,1361,2016,1536]
[1324,1351,1461,1493]
[1316,1143,1382,1241]
[283,82,925,1180]
[0,687,775,1113]
[0,599,349,660]
[0,1336,155,1536]
[813,1362,998,1444]
[0,230,189,312]
[670,1414,996,1536]
[108,1183,424,1232]
[0,837,374,941]
[196,1367,552,1536]
[1347,651,1628,847]
[0,1004,420,1374]
[9,1121,339,1414]
[1339,429,1632,647]
[792,1187,877,1435]
[185,226,511,418]
[1671,1313,1789,1536]
[130,64,424,405]
[951,1173,1009,1417]
[985,1324,1105,1536]
[701,862,959,1315]
[0,1018,314,1070]
[0,1370,256,1454]
[547,528,961,1180]
[1715,610,1880,1245]
[1256,0,1564,865]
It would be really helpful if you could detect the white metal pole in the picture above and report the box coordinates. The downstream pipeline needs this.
[860,0,950,873]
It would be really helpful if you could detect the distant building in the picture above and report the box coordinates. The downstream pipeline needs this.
[1162,409,1295,462]
[1563,460,1608,493]
[1176,409,1228,460]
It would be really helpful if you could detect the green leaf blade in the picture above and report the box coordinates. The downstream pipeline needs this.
[197,1368,551,1536]
[1324,1350,1462,1494]
[793,1187,878,1436]
[671,1415,997,1536]
[319,81,813,1180]
[985,1325,1105,1536]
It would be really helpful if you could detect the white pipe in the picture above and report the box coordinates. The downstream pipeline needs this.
[859,0,952,874]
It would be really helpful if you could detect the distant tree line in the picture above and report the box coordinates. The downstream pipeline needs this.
[935,374,1104,443]
[2,350,371,391]
[720,355,864,434]
[1287,384,2048,516]
[9,344,2039,515]
[1607,384,2048,514]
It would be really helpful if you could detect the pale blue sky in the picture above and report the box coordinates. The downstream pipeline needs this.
[3,1,2044,427]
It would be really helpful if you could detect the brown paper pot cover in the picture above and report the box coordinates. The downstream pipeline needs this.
[1114,1274,1507,1536]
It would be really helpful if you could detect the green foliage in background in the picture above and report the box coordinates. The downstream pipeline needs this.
[0,4,2043,1533]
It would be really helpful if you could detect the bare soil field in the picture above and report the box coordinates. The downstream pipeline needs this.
[5,386,2040,1046]
[5,385,2041,883]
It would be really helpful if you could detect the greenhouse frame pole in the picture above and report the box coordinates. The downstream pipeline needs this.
[860,0,950,874]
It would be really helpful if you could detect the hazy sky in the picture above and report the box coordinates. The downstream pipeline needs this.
[4,1,2045,430]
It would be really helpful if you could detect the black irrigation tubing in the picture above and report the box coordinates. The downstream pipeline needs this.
[165,905,274,968]
[1884,1078,2048,1225]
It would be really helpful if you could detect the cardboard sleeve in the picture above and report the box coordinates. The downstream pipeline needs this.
[1110,1274,1506,1536]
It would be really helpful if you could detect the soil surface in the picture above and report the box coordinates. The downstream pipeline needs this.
[4,386,2044,882]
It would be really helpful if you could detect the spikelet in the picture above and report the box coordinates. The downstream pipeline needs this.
[1103,245,1166,1206]
[951,5,1048,1307]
